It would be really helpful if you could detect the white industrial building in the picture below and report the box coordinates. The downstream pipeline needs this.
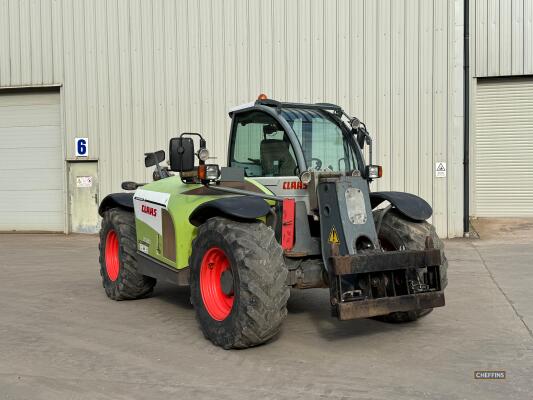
[0,0,531,236]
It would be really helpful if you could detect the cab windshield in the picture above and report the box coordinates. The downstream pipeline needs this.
[281,108,358,172]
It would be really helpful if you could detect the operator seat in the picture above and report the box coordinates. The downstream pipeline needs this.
[260,139,297,176]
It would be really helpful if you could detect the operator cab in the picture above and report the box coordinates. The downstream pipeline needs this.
[228,99,363,179]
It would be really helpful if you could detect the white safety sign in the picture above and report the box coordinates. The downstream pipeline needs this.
[435,162,447,178]
[76,176,93,188]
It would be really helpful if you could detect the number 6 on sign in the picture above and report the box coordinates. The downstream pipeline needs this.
[75,137,88,157]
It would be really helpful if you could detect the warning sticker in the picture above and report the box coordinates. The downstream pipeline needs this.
[76,176,93,188]
[435,162,447,178]
[138,242,149,254]
[328,226,340,245]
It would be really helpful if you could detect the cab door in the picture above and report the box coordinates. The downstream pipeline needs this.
[228,110,306,197]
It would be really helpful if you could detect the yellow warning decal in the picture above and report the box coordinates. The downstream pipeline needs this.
[328,226,340,244]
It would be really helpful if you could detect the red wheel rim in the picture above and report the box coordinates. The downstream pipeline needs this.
[105,230,120,282]
[200,247,234,321]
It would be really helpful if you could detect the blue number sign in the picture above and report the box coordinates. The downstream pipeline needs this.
[75,137,88,157]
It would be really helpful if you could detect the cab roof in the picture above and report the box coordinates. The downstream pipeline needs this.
[228,99,344,117]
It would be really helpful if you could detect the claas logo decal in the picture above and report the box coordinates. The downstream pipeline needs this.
[141,204,158,217]
[282,181,308,190]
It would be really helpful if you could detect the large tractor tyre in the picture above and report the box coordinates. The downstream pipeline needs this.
[99,208,156,300]
[189,217,290,349]
[373,208,448,323]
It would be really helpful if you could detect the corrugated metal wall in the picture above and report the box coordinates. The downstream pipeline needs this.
[474,0,533,77]
[0,0,464,238]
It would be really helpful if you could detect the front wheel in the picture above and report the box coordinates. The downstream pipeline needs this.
[99,208,156,300]
[373,209,448,323]
[190,217,289,349]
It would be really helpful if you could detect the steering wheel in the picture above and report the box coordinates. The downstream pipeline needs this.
[247,158,261,165]
[309,158,323,170]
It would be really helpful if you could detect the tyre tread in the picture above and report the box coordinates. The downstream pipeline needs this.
[99,208,156,301]
[190,217,289,349]
[373,209,448,323]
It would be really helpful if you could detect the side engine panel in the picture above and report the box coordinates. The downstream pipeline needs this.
[133,188,174,266]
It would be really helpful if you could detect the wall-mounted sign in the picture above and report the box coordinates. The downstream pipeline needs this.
[76,176,93,188]
[75,137,89,157]
[435,162,447,178]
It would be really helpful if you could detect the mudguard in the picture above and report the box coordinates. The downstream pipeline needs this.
[189,196,271,226]
[98,193,134,216]
[370,191,432,221]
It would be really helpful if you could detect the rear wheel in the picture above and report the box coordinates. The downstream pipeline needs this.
[373,209,448,322]
[99,208,156,300]
[190,217,289,349]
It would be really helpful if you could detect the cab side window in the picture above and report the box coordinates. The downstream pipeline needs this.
[230,112,298,177]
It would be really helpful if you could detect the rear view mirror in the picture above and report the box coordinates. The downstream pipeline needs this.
[144,150,166,167]
[356,130,366,149]
[121,181,141,190]
[169,137,195,172]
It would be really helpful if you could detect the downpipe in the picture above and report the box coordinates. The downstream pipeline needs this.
[463,0,471,236]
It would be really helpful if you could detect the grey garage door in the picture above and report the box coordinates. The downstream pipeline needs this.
[0,90,64,231]
[474,78,533,217]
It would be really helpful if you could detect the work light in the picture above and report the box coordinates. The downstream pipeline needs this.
[366,165,382,179]
[300,170,312,185]
[198,164,220,182]
[350,117,361,130]
[198,148,210,162]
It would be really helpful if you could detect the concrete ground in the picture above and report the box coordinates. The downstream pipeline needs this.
[0,222,532,400]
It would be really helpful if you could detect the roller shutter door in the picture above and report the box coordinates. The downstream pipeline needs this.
[474,78,533,217]
[0,90,64,231]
